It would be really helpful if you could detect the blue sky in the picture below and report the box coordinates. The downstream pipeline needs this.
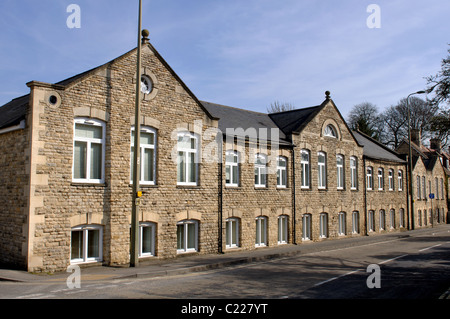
[0,0,449,118]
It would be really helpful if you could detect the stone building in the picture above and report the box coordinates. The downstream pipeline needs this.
[353,131,408,233]
[396,133,449,228]
[0,36,447,273]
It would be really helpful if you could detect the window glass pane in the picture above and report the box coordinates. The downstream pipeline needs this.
[256,219,261,245]
[87,229,99,258]
[74,141,87,179]
[140,132,154,145]
[254,168,259,185]
[142,226,153,254]
[187,223,196,249]
[76,124,102,139]
[232,166,238,184]
[226,221,231,246]
[177,152,185,183]
[282,169,287,186]
[318,153,325,163]
[260,169,266,186]
[301,151,309,162]
[188,152,196,183]
[231,221,238,245]
[71,230,83,260]
[177,224,184,250]
[143,148,154,182]
[90,143,102,180]
[225,166,231,184]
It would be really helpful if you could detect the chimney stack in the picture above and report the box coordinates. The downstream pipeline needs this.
[411,128,421,146]
[430,138,442,152]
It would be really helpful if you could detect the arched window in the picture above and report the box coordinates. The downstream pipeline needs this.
[177,132,199,186]
[324,124,337,138]
[73,118,106,183]
[177,220,198,253]
[225,150,239,187]
[131,126,157,185]
[255,154,268,188]
[319,213,328,238]
[255,216,268,247]
[71,225,103,264]
[226,218,240,248]
[277,156,287,188]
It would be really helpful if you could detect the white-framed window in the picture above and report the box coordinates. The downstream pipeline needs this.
[398,170,403,191]
[177,220,198,253]
[368,210,375,232]
[435,177,439,199]
[177,132,199,186]
[302,214,312,240]
[336,155,344,190]
[350,157,357,190]
[255,216,267,247]
[131,126,157,185]
[324,124,337,138]
[226,218,240,249]
[318,152,327,189]
[422,176,426,199]
[338,212,346,236]
[225,150,239,187]
[277,156,287,188]
[377,168,384,190]
[389,209,395,229]
[388,169,394,191]
[278,215,288,244]
[379,210,386,230]
[254,153,267,188]
[399,208,405,228]
[417,176,421,199]
[139,222,156,257]
[73,118,105,183]
[71,225,103,264]
[319,213,328,238]
[418,210,422,226]
[366,167,373,190]
[301,149,310,188]
[352,211,360,234]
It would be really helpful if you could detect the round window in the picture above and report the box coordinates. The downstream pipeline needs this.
[140,75,153,95]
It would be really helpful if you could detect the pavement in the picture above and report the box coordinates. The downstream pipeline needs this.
[1,227,449,299]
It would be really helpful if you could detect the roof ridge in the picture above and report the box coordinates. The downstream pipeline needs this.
[200,100,269,116]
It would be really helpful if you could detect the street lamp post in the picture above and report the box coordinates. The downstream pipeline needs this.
[406,90,426,230]
[131,0,143,268]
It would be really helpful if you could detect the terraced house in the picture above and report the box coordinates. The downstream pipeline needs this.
[0,35,447,273]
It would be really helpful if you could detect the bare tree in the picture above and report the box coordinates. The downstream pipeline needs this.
[267,101,295,113]
[347,102,383,140]
[429,109,450,148]
[379,104,408,149]
[426,45,450,108]
[379,96,440,148]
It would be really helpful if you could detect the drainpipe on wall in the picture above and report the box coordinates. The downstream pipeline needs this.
[291,146,297,245]
[363,156,368,236]
[218,133,223,254]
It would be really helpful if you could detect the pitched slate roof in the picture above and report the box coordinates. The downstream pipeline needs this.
[201,101,291,145]
[268,104,323,136]
[0,94,29,129]
[0,44,217,130]
[353,130,406,163]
